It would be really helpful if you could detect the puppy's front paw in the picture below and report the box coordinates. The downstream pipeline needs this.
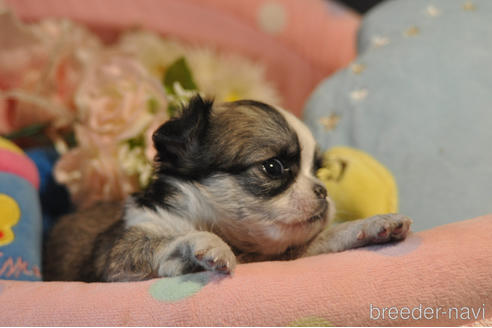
[357,214,412,244]
[189,232,237,274]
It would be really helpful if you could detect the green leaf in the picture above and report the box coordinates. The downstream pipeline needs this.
[4,123,47,140]
[63,131,77,148]
[170,102,188,118]
[147,97,160,114]
[126,134,145,150]
[163,57,197,94]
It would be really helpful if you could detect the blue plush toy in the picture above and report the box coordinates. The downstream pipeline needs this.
[0,137,42,281]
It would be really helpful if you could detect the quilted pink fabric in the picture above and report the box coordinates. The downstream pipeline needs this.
[3,0,359,117]
[1,215,491,326]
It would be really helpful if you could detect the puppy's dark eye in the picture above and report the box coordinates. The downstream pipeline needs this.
[262,158,287,179]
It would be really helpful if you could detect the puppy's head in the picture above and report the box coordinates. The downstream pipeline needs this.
[152,95,334,255]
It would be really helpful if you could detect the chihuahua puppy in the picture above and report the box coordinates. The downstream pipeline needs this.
[43,96,412,282]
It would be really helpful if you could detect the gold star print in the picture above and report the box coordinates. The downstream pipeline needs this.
[351,63,366,74]
[319,114,341,131]
[426,5,441,17]
[372,35,390,48]
[404,26,420,37]
[350,89,368,101]
[463,1,476,11]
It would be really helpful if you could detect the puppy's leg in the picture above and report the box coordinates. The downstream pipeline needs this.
[303,214,412,256]
[90,224,236,281]
[154,231,237,277]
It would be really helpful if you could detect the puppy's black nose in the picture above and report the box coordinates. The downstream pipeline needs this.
[313,184,327,199]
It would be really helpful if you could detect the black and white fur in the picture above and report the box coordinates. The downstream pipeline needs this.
[43,96,411,282]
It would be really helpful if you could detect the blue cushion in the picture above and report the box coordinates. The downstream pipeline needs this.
[304,0,492,231]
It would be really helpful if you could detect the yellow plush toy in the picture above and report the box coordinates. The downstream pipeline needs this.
[317,146,398,223]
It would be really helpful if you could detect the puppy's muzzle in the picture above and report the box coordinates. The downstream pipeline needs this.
[308,201,329,224]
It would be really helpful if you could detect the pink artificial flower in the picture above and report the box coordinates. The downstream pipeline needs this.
[75,53,167,142]
[55,54,168,208]
[0,10,49,133]
[0,10,101,134]
[54,126,140,208]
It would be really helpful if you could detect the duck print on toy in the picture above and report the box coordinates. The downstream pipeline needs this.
[0,137,42,281]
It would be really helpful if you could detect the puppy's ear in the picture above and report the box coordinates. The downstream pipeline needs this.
[152,95,213,171]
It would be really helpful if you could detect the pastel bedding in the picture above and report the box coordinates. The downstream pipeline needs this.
[1,0,491,326]
[1,216,491,326]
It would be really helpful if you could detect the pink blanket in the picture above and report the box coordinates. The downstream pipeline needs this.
[3,0,359,118]
[1,215,491,326]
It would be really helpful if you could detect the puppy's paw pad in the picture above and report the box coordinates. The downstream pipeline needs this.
[362,214,412,244]
[377,225,390,239]
[187,232,237,274]
[389,216,412,240]
[193,246,236,274]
